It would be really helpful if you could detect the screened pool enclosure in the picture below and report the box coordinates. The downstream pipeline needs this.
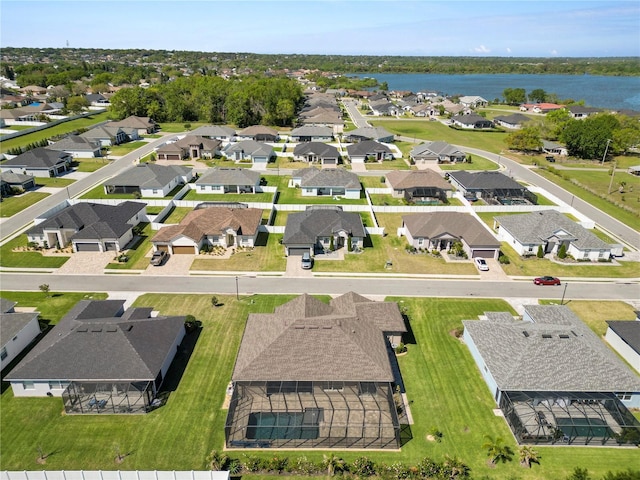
[62,380,155,414]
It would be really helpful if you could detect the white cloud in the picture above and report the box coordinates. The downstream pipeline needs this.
[506,47,511,54]
[550,49,559,56]
[473,45,491,53]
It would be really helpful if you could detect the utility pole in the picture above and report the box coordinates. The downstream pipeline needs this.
[608,160,617,194]
[601,138,611,164]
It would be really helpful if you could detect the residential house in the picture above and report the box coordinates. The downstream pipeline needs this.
[520,103,564,114]
[195,167,261,194]
[0,147,72,177]
[409,141,466,164]
[343,126,394,143]
[542,140,568,156]
[155,142,187,161]
[346,140,394,164]
[85,93,111,107]
[291,167,361,199]
[410,104,438,117]
[5,299,185,415]
[80,125,127,147]
[190,125,237,142]
[110,115,157,135]
[493,209,613,261]
[0,171,36,196]
[152,205,263,254]
[567,105,602,119]
[299,108,345,135]
[458,95,488,108]
[463,305,640,445]
[289,126,334,142]
[237,125,278,142]
[400,212,501,258]
[448,171,536,204]
[292,142,341,168]
[225,292,406,449]
[222,140,275,168]
[156,135,221,161]
[0,298,41,371]
[605,321,640,374]
[385,170,452,203]
[493,113,532,129]
[451,114,494,129]
[283,206,366,256]
[369,98,399,116]
[103,164,194,198]
[26,201,146,252]
[433,99,466,116]
[47,135,102,158]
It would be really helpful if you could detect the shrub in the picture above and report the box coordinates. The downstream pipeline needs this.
[380,176,386,183]
[536,245,544,258]
[241,454,262,473]
[132,190,142,199]
[429,426,444,442]
[351,456,376,477]
[557,243,567,259]
[499,254,511,264]
[395,342,407,354]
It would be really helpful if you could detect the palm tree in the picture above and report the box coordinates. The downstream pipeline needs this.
[322,453,345,477]
[207,449,229,471]
[482,435,514,466]
[518,445,540,468]
[443,454,470,479]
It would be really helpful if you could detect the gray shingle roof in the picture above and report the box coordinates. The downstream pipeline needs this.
[448,171,524,191]
[1,298,17,313]
[293,142,339,158]
[232,293,397,382]
[46,135,100,152]
[410,141,465,158]
[386,170,451,191]
[1,148,70,168]
[402,212,500,248]
[189,125,236,138]
[606,321,640,355]
[223,140,274,158]
[494,210,611,250]
[463,305,640,392]
[292,167,360,189]
[27,201,145,241]
[238,125,278,137]
[1,308,39,345]
[346,140,392,157]
[105,163,192,189]
[290,126,334,138]
[1,171,34,184]
[345,126,394,142]
[493,113,532,125]
[196,167,260,186]
[5,300,185,382]
[283,208,366,245]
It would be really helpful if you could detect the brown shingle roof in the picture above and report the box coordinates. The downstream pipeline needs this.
[386,170,452,191]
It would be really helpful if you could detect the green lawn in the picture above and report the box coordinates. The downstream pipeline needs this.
[0,235,69,268]
[108,141,148,156]
[160,206,193,224]
[182,190,275,203]
[369,194,463,207]
[34,177,75,188]
[542,300,638,337]
[72,158,109,173]
[0,192,50,218]
[363,158,411,170]
[81,184,183,200]
[190,232,286,272]
[1,294,635,478]
[439,155,499,171]
[104,223,153,270]
[276,185,369,205]
[0,112,111,154]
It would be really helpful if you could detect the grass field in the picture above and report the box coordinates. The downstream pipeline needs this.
[108,141,148,156]
[104,223,153,270]
[182,190,275,203]
[0,112,111,154]
[34,177,75,188]
[72,157,110,173]
[0,235,69,268]
[1,293,636,478]
[0,192,50,218]
[160,206,193,224]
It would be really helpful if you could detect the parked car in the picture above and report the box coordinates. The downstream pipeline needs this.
[150,250,168,266]
[534,276,561,285]
[301,252,313,269]
[545,155,556,162]
[474,257,489,271]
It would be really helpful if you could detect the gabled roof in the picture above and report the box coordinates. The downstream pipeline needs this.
[189,125,236,138]
[47,135,101,152]
[80,124,125,141]
[346,140,392,157]
[293,142,339,158]
[494,210,610,250]
[283,208,366,245]
[110,115,156,129]
[5,300,184,382]
[568,105,602,115]
[300,110,344,125]
[105,163,192,189]
[1,171,34,184]
[463,305,640,392]
[27,201,146,240]
[290,126,334,137]
[223,140,274,157]
[607,321,640,355]
[232,293,400,382]
[1,147,70,168]
[238,125,278,137]
[292,167,360,189]
[458,95,488,104]
[448,171,524,191]
[1,306,39,345]
[175,135,221,151]
[402,212,500,248]
[196,167,260,186]
[152,206,263,243]
[452,113,493,126]
[385,170,451,191]
[493,113,532,125]
[410,141,465,158]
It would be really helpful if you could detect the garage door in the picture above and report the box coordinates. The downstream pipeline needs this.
[104,242,118,251]
[156,245,169,253]
[472,250,496,259]
[75,243,101,252]
[288,247,309,256]
[173,245,195,254]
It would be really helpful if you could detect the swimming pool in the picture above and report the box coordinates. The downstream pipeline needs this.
[246,410,321,440]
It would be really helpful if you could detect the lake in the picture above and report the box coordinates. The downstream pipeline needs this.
[348,73,640,111]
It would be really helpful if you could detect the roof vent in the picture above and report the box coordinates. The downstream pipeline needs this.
[126,325,133,331]
[522,331,529,337]
[559,334,570,339]
[106,326,118,332]
[542,334,552,339]
[90,327,102,333]
[76,327,88,333]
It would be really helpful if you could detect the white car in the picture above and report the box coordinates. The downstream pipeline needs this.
[474,257,489,271]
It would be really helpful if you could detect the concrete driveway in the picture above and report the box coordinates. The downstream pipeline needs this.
[285,255,313,277]
[53,251,115,275]
[142,253,194,275]
[477,257,511,281]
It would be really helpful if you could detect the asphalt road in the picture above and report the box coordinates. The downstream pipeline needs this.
[0,135,174,241]
[1,273,638,301]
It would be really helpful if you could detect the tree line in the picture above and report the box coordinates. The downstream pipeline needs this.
[109,75,304,127]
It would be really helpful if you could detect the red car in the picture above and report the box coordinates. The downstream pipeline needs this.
[534,276,561,286]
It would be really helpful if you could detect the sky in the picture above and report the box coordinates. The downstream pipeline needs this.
[1,0,639,57]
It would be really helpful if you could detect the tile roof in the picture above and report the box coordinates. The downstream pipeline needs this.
[232,293,400,382]
[152,206,263,243]
[463,305,640,392]
[385,170,451,191]
[105,163,192,189]
[2,147,70,168]
[293,142,339,158]
[283,208,366,245]
[448,170,524,191]
[5,300,185,382]
[494,210,610,250]
[607,321,640,355]
[402,212,500,248]
[196,167,260,186]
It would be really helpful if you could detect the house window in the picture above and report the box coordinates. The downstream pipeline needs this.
[418,238,424,247]
[617,393,632,401]
[0,347,7,360]
[23,381,35,390]
[153,189,158,194]
[48,381,67,390]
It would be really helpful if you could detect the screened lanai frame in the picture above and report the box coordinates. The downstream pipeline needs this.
[500,391,640,446]
[225,380,402,449]
[62,380,154,414]
[481,188,537,206]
